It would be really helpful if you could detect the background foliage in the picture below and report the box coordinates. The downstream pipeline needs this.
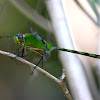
[0,0,99,100]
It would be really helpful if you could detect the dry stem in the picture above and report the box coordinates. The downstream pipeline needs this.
[0,50,72,100]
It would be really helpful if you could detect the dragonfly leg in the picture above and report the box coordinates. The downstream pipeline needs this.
[12,45,24,57]
[20,38,27,57]
[15,45,26,57]
[41,56,43,69]
[30,56,43,75]
[12,45,23,54]
[36,56,43,66]
[21,47,25,57]
[20,45,27,57]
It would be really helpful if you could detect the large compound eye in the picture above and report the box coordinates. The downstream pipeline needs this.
[17,33,23,42]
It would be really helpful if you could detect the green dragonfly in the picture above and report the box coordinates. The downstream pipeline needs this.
[1,24,100,73]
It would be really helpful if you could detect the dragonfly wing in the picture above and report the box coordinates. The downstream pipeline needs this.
[29,22,35,33]
[28,47,43,56]
[29,23,43,41]
[0,36,13,39]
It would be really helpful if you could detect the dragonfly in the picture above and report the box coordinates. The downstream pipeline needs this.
[1,24,100,73]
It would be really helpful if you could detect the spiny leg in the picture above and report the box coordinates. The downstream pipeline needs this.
[21,47,25,57]
[36,56,43,66]
[41,55,43,69]
[23,38,27,57]
[20,37,27,57]
[15,45,26,57]
[11,46,26,65]
[30,56,43,75]
[12,45,25,58]
[13,45,23,54]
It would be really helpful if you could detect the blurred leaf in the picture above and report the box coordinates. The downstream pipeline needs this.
[0,0,5,3]
[94,0,100,5]
[88,0,99,21]
[0,1,9,24]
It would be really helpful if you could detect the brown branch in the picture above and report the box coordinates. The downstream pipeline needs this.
[0,50,73,100]
[60,69,73,100]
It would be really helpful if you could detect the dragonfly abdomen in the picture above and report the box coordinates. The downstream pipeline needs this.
[56,48,100,59]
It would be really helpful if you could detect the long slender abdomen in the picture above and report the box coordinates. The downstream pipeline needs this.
[56,47,100,59]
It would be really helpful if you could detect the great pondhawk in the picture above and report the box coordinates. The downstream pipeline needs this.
[1,24,100,73]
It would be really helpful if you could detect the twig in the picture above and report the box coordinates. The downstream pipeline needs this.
[60,69,73,100]
[0,50,72,100]
[9,0,52,32]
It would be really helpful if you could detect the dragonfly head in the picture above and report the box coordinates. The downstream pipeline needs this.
[14,33,24,45]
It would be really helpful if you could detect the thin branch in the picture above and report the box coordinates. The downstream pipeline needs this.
[0,50,72,100]
[74,0,99,27]
[9,0,52,32]
[60,69,73,100]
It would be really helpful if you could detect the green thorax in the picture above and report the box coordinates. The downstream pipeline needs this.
[24,33,52,51]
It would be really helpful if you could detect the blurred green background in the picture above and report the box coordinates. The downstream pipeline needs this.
[0,0,67,100]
